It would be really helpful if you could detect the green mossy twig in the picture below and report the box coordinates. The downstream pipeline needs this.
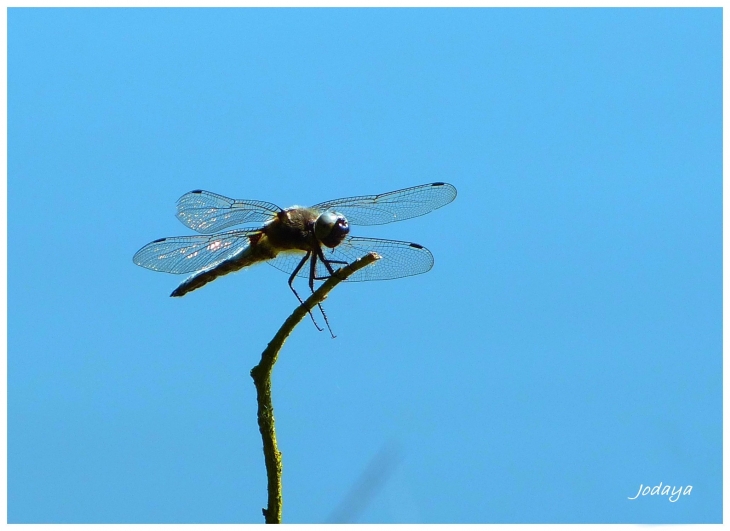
[250,252,380,524]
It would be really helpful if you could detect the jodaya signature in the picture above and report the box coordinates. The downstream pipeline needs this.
[628,483,692,502]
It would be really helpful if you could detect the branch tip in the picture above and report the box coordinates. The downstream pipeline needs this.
[250,252,379,523]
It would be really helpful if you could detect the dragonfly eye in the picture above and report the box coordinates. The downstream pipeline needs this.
[315,211,350,248]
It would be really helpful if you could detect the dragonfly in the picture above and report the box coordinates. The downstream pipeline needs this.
[133,182,457,335]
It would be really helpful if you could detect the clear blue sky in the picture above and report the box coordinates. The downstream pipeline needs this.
[8,8,721,524]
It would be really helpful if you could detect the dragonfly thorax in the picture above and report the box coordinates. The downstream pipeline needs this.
[314,211,350,248]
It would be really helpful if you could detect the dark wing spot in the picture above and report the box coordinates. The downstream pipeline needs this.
[152,237,166,243]
[432,182,445,186]
[191,189,203,194]
[409,243,424,249]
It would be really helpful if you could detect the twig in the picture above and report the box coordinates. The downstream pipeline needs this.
[250,252,380,524]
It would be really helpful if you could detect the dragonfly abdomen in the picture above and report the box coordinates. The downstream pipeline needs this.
[170,240,281,297]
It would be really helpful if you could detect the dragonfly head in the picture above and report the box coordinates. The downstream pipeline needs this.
[314,211,350,248]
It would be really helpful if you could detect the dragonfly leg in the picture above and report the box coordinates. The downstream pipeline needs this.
[308,251,317,293]
[309,250,336,338]
[312,247,348,281]
[288,251,323,332]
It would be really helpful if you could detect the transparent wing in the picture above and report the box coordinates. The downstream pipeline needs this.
[267,236,434,282]
[133,229,259,274]
[311,182,457,226]
[176,190,281,234]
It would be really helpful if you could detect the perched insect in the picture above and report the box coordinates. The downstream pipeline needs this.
[133,182,457,335]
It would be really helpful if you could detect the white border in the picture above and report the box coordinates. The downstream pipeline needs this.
[1,2,724,528]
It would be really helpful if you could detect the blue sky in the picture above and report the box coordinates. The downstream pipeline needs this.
[8,8,721,523]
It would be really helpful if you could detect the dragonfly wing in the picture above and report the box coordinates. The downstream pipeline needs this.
[133,229,259,274]
[310,182,457,226]
[267,237,434,282]
[266,251,310,278]
[176,190,281,233]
